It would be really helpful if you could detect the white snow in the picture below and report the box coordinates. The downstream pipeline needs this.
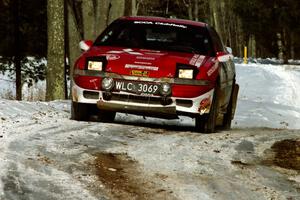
[233,63,300,129]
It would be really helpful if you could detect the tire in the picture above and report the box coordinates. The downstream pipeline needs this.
[71,102,90,121]
[195,86,219,133]
[97,110,116,122]
[222,95,233,130]
[222,82,239,130]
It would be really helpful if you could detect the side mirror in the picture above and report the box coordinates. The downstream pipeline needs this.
[217,51,233,62]
[79,40,93,51]
[226,47,232,54]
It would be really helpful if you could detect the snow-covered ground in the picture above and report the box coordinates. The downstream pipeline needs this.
[1,62,300,200]
[234,63,300,129]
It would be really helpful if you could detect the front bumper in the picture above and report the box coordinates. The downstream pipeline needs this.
[97,99,177,119]
[72,81,214,119]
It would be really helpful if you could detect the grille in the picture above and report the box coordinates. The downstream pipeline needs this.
[83,90,99,99]
[111,93,163,105]
[176,99,193,108]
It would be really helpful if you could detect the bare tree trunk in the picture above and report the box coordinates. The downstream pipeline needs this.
[188,6,192,20]
[64,0,68,99]
[82,0,96,40]
[219,0,227,43]
[94,0,125,36]
[248,34,256,58]
[166,0,169,15]
[210,0,221,37]
[236,17,244,57]
[290,32,295,60]
[131,0,138,16]
[282,28,289,63]
[65,0,82,99]
[95,0,111,35]
[108,0,125,24]
[277,32,284,62]
[12,0,22,100]
[193,0,199,21]
[46,0,65,100]
[183,0,193,20]
[208,0,244,56]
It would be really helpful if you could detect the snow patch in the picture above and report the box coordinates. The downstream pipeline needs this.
[233,63,300,129]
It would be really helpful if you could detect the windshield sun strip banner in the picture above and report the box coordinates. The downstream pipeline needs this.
[134,21,187,29]
[125,64,159,71]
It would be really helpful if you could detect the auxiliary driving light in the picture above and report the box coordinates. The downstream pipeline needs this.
[87,60,103,71]
[160,82,171,96]
[102,77,114,91]
[178,69,194,79]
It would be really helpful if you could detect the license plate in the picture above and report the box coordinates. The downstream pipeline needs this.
[115,80,160,95]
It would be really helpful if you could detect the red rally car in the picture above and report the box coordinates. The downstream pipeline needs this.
[71,16,239,133]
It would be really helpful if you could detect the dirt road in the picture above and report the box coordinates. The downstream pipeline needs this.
[0,100,299,200]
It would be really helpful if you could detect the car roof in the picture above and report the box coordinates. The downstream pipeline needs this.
[119,16,207,27]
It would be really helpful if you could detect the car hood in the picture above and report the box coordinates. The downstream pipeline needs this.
[83,46,211,78]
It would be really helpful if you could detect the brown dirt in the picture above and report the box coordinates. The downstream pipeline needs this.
[231,160,252,168]
[93,152,176,200]
[37,154,53,165]
[264,139,300,171]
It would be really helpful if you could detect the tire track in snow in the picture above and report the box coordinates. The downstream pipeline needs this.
[0,105,109,200]
[1,87,300,200]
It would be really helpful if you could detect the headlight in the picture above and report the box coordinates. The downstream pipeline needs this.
[178,69,194,79]
[102,78,114,91]
[87,61,103,71]
[160,83,171,96]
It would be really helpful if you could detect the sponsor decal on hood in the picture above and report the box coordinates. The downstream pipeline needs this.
[136,56,156,60]
[125,64,159,71]
[105,54,120,60]
[108,48,143,55]
[189,54,205,68]
[134,61,153,65]
[130,70,149,77]
[207,63,218,76]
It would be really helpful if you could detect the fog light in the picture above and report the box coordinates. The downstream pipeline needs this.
[160,83,171,96]
[161,97,172,105]
[103,92,112,100]
[102,78,114,91]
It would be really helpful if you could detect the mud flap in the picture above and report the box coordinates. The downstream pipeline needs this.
[231,84,239,119]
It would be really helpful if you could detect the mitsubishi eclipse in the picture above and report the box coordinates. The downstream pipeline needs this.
[71,16,239,133]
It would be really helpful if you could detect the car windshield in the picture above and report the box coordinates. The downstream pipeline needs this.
[94,20,214,55]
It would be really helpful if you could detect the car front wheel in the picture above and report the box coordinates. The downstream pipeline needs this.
[97,110,116,122]
[71,102,90,121]
[222,83,239,130]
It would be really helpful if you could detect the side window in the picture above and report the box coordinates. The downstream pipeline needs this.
[208,27,224,52]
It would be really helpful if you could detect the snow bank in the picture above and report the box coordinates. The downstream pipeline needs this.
[234,63,300,129]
